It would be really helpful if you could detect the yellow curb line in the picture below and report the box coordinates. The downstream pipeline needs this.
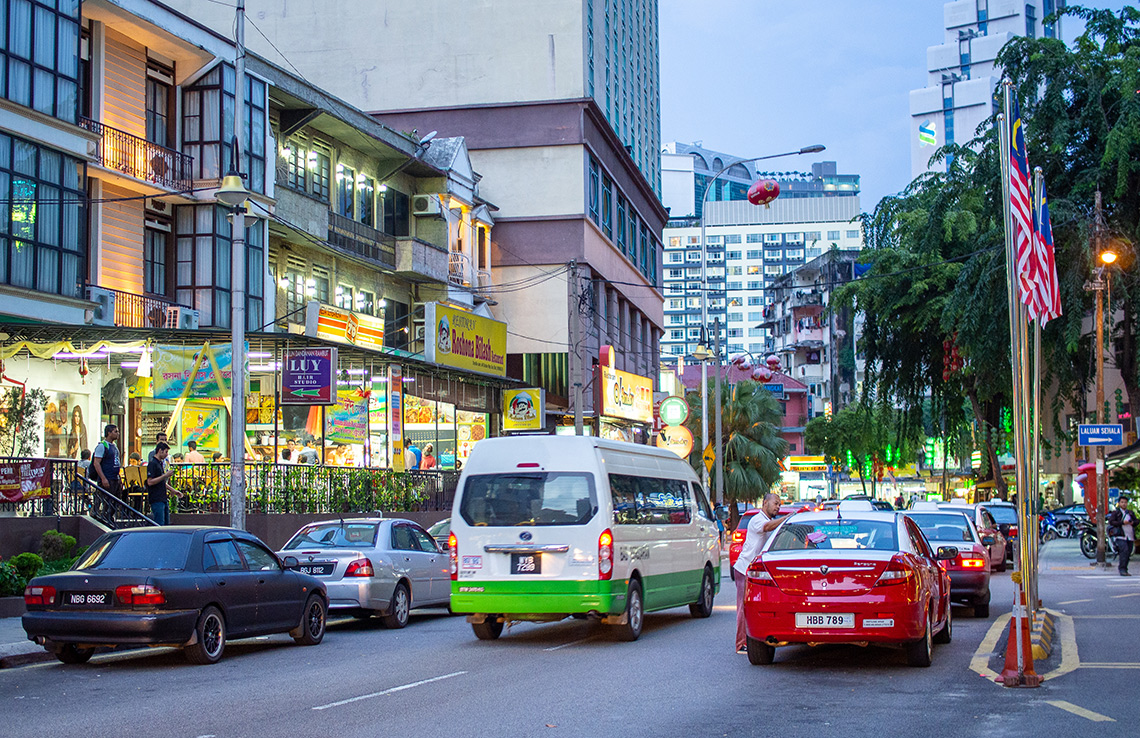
[968,608,1078,685]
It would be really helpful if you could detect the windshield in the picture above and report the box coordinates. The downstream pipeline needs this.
[460,473,597,526]
[909,514,977,543]
[75,531,191,570]
[769,519,898,552]
[282,522,380,550]
[982,505,1018,524]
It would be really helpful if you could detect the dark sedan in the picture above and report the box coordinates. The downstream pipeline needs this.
[22,526,328,665]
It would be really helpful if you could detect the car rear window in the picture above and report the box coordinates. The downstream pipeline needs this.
[983,505,1018,524]
[76,531,191,570]
[769,519,898,552]
[908,514,977,543]
[282,522,380,550]
[460,473,597,526]
[736,513,757,531]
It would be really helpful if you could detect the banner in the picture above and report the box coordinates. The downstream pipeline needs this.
[281,347,337,405]
[389,365,405,472]
[597,345,653,423]
[326,389,369,444]
[424,302,507,377]
[153,344,236,400]
[0,459,51,502]
[503,388,544,431]
[305,301,384,351]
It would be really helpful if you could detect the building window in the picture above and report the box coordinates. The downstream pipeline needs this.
[356,290,375,315]
[0,133,86,298]
[746,233,762,243]
[357,175,375,226]
[336,163,355,218]
[1025,4,1036,37]
[380,189,409,237]
[727,251,740,260]
[184,63,268,192]
[765,233,780,242]
[724,234,741,244]
[145,61,174,148]
[846,230,859,239]
[747,296,761,306]
[806,231,821,241]
[746,250,761,260]
[0,0,81,123]
[588,157,600,224]
[616,194,627,253]
[308,147,331,201]
[312,267,330,304]
[144,218,171,297]
[827,230,840,240]
[384,299,410,351]
[175,204,264,328]
[335,284,354,310]
[243,75,267,193]
[601,174,613,239]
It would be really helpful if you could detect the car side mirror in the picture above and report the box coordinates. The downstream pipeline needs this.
[714,505,730,522]
[982,536,995,546]
[282,555,299,569]
[935,546,959,561]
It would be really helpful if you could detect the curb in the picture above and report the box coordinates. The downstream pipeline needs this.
[0,649,54,669]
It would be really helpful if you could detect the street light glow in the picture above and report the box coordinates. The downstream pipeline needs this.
[1100,250,1118,265]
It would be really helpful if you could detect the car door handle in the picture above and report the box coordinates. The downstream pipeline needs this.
[216,580,226,586]
[258,578,266,584]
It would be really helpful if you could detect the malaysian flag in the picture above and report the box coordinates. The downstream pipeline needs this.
[1009,99,1045,319]
[1034,177,1062,323]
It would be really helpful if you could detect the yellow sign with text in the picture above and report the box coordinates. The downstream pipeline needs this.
[598,346,653,424]
[503,388,545,431]
[425,303,507,377]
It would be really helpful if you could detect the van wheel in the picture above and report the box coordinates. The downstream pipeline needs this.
[616,580,643,642]
[472,617,503,640]
[746,636,774,665]
[55,644,94,664]
[689,568,714,618]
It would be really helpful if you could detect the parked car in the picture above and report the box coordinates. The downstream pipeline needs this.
[742,501,955,667]
[938,502,1007,572]
[1046,503,1088,537]
[277,518,450,628]
[729,509,761,580]
[978,502,1018,564]
[22,526,327,665]
[427,518,451,551]
[906,508,992,617]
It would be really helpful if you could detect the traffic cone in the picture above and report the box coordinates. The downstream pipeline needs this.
[997,589,1042,687]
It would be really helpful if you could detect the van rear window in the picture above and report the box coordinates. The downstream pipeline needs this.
[460,473,597,527]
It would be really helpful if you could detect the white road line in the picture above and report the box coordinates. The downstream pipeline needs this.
[1080,663,1140,669]
[1045,700,1115,722]
[311,671,467,711]
[544,637,594,652]
[1057,599,1093,605]
[1071,614,1140,619]
[1111,593,1140,599]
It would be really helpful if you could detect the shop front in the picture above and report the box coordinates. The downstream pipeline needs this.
[594,345,654,443]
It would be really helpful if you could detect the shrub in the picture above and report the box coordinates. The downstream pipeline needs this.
[9,552,43,581]
[0,562,25,597]
[39,530,76,561]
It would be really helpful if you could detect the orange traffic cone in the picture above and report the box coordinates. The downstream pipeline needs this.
[997,589,1042,687]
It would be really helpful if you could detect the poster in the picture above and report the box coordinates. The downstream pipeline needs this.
[181,407,223,451]
[44,392,88,459]
[502,389,544,431]
[326,389,369,444]
[153,344,237,400]
[0,459,52,502]
[389,365,404,471]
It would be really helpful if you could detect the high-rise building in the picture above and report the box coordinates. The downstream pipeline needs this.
[909,0,1065,180]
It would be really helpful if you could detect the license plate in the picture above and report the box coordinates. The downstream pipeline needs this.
[510,553,541,575]
[65,592,110,607]
[297,563,335,576]
[795,612,854,628]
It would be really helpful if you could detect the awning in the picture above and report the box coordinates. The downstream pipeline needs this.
[1107,438,1140,469]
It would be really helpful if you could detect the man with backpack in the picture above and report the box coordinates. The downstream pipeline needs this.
[90,424,122,498]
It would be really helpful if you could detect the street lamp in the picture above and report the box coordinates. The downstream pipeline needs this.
[696,144,825,494]
[1092,221,1118,566]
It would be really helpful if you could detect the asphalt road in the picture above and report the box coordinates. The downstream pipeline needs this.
[3,541,1137,738]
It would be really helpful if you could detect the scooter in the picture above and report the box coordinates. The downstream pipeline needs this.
[1075,518,1098,559]
[1039,511,1062,543]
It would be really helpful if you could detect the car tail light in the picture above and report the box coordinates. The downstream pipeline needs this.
[344,558,374,577]
[959,554,987,569]
[1009,526,1019,539]
[115,584,165,606]
[23,585,56,606]
[874,556,913,587]
[598,529,613,580]
[731,529,746,544]
[746,559,775,585]
[449,532,458,581]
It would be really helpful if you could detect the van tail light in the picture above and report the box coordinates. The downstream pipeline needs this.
[344,558,374,577]
[874,556,913,587]
[959,554,987,569]
[1009,526,1019,539]
[115,584,165,606]
[598,529,613,580]
[746,559,775,586]
[23,585,56,606]
[449,533,458,581]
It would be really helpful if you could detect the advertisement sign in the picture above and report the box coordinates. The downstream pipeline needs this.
[281,347,337,405]
[0,459,51,502]
[153,344,236,399]
[305,301,384,351]
[658,396,689,426]
[503,388,545,432]
[181,407,223,451]
[424,302,507,377]
[597,345,653,424]
[656,425,694,458]
[389,365,404,472]
[326,389,369,444]
[763,383,785,399]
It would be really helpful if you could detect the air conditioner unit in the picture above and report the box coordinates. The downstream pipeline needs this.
[86,286,116,326]
[412,194,442,217]
[165,306,200,330]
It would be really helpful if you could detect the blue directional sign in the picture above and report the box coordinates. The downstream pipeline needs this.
[1078,424,1123,446]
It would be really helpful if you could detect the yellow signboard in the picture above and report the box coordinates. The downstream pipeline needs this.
[503,388,545,431]
[305,301,385,351]
[425,302,507,377]
[657,425,694,458]
[703,443,715,473]
[786,455,827,472]
[598,345,653,423]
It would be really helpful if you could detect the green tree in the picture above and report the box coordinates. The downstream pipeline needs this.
[0,387,48,457]
[805,402,916,497]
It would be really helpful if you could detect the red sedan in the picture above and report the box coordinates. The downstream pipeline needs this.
[743,502,955,667]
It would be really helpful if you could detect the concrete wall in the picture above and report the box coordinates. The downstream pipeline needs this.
[0,516,106,559]
[168,512,449,550]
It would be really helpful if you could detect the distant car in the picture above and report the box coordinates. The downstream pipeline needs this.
[978,502,1018,564]
[906,510,992,617]
[729,509,761,580]
[278,518,450,628]
[427,517,451,550]
[22,526,327,665]
[821,499,893,512]
[938,503,1007,571]
[1046,504,1087,537]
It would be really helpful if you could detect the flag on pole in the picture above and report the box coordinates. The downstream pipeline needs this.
[1033,177,1062,323]
[1009,99,1046,319]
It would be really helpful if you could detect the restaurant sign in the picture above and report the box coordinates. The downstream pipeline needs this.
[424,302,507,377]
[0,459,51,502]
[281,347,337,405]
[503,388,545,432]
[598,345,653,424]
[153,343,237,400]
[305,301,384,351]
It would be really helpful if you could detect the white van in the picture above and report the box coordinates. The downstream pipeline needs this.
[448,436,722,641]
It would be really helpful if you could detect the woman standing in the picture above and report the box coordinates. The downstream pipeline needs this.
[67,405,88,459]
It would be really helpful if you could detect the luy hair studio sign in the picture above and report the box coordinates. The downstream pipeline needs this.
[424,302,507,377]
[597,345,653,424]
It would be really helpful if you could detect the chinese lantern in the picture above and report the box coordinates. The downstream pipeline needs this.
[757,367,773,381]
[765,354,780,368]
[78,358,89,385]
[747,178,780,208]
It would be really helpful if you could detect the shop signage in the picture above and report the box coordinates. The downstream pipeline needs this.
[0,459,51,502]
[503,388,545,432]
[786,455,827,473]
[597,345,653,424]
[389,364,405,472]
[153,343,237,400]
[763,383,785,399]
[281,348,337,405]
[181,407,223,451]
[659,396,689,426]
[305,301,384,351]
[327,389,369,444]
[656,425,694,458]
[424,302,507,377]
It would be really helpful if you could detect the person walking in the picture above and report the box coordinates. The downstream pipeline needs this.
[146,442,179,525]
[1106,495,1136,577]
[90,424,122,497]
[734,492,787,653]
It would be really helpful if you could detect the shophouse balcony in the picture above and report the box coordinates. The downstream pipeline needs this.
[790,290,824,308]
[88,285,192,328]
[449,250,474,287]
[79,117,193,192]
[328,211,396,270]
[395,236,449,284]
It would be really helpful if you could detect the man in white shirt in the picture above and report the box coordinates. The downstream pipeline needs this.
[735,492,786,653]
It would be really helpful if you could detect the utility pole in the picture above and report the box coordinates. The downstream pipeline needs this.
[1094,191,1108,566]
[229,0,247,530]
[568,260,583,435]
[714,317,723,505]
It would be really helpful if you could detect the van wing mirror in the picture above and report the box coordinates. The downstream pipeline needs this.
[714,505,730,521]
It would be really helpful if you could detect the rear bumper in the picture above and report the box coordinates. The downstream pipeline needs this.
[323,577,397,612]
[947,570,990,601]
[22,609,199,648]
[451,579,624,618]
[743,588,926,644]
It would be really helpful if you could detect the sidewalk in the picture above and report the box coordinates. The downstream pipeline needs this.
[1040,536,1123,574]
[0,614,50,668]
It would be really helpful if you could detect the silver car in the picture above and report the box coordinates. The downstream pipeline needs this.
[277,518,450,628]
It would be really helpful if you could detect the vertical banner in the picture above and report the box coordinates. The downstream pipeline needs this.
[389,364,404,472]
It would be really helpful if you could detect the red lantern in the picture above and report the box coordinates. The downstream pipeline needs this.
[758,367,773,381]
[747,178,780,208]
[765,354,780,368]
[737,359,752,371]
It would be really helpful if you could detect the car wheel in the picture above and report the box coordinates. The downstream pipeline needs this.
[472,616,504,640]
[382,582,410,629]
[905,606,933,667]
[185,606,226,665]
[933,601,952,644]
[615,580,644,642]
[974,598,990,618]
[689,567,714,619]
[746,636,774,665]
[55,644,94,665]
[995,557,1007,573]
[1057,520,1073,538]
[294,594,326,645]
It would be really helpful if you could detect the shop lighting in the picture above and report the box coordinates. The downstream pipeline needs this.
[402,377,415,383]
[119,362,140,368]
[137,346,153,378]
[248,352,272,358]
[378,183,388,193]
[379,298,388,307]
[370,376,387,383]
[346,369,367,375]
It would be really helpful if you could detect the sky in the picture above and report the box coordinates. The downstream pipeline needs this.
[658,0,1128,212]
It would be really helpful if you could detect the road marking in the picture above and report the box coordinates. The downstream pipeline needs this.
[713,605,735,613]
[544,637,595,652]
[1045,700,1115,722]
[1040,609,1080,682]
[1057,599,1093,605]
[1111,593,1140,599]
[1080,663,1140,669]
[1071,614,1140,619]
[968,611,1009,683]
[312,671,466,711]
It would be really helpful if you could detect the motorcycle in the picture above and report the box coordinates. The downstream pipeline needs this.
[1075,518,1098,559]
[1039,511,1062,543]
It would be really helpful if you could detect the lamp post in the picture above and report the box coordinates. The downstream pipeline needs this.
[1091,191,1117,566]
[697,144,824,492]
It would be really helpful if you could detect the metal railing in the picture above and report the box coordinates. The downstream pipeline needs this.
[0,459,156,529]
[449,251,473,287]
[92,285,191,328]
[79,117,194,192]
[328,211,397,269]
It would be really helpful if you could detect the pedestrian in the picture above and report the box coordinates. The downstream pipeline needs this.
[895,493,905,510]
[421,443,437,470]
[280,439,298,464]
[147,432,169,465]
[1106,494,1136,577]
[211,451,224,463]
[734,492,786,653]
[404,438,421,470]
[184,440,207,464]
[146,442,180,525]
[90,423,122,497]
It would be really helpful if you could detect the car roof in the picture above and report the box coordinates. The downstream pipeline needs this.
[907,510,974,521]
[789,511,899,523]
